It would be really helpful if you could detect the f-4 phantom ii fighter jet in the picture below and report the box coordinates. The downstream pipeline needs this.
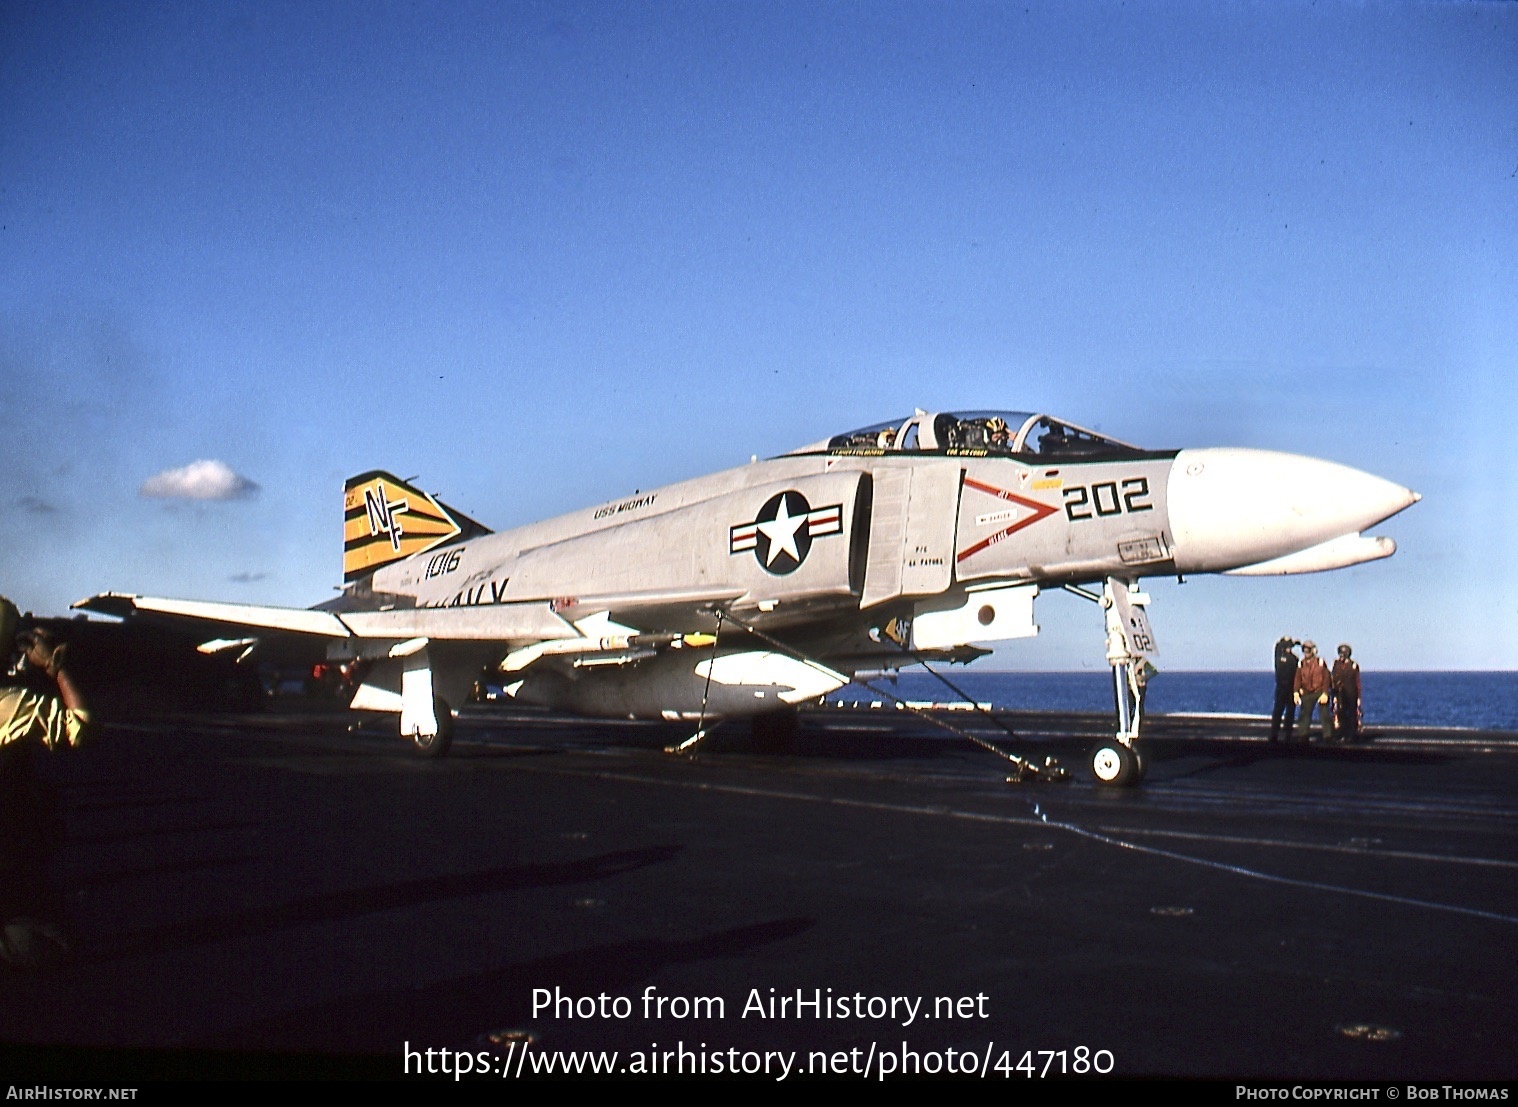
[77,410,1418,786]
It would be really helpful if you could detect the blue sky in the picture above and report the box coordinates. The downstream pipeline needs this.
[2,1,1514,670]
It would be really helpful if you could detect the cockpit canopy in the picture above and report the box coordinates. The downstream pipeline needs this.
[817,411,1145,460]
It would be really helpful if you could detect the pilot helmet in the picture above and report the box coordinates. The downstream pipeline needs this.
[1302,640,1317,653]
[1337,644,1352,658]
[985,416,1007,434]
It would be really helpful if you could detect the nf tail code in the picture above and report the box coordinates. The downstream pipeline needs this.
[343,471,465,581]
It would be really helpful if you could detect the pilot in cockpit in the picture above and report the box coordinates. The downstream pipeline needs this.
[954,415,1009,451]
[985,416,1009,451]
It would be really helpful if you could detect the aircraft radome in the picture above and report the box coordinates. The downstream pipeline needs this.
[77,410,1419,786]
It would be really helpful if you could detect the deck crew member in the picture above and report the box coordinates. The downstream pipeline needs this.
[1292,640,1334,743]
[1270,636,1300,742]
[0,597,94,967]
[1331,644,1362,743]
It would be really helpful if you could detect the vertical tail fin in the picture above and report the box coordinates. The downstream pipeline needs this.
[342,472,491,581]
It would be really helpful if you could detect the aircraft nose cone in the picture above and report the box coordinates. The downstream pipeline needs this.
[1167,448,1419,574]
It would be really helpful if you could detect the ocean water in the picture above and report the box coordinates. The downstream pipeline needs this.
[841,670,1518,733]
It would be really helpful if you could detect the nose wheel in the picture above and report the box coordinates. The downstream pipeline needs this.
[1090,741,1145,787]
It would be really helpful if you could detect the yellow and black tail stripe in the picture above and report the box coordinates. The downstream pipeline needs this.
[343,471,464,581]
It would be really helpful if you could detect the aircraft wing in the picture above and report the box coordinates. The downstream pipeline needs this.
[69,586,786,648]
[76,593,350,636]
[71,591,581,644]
[72,587,811,724]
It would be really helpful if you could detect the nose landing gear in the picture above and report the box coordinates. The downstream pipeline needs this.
[1067,577,1156,788]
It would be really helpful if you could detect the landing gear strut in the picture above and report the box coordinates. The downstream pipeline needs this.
[1068,578,1156,787]
[1099,577,1153,786]
[396,643,454,759]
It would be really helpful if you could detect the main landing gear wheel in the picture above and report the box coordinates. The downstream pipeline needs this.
[1090,741,1144,787]
[411,697,455,760]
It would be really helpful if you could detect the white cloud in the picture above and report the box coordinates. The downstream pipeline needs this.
[140,460,259,501]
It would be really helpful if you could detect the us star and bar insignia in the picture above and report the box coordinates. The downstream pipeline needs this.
[730,490,843,575]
